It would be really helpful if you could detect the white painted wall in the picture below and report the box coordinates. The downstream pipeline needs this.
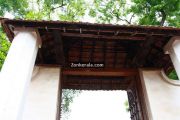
[164,36,180,79]
[0,31,39,120]
[22,66,60,120]
[140,69,180,120]
[21,67,180,120]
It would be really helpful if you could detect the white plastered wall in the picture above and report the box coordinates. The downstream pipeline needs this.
[22,66,60,120]
[164,36,180,79]
[140,69,180,120]
[0,31,39,120]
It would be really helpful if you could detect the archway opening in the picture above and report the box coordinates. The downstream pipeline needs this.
[61,90,130,120]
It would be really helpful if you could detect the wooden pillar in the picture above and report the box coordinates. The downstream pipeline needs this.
[0,31,39,120]
[164,36,180,79]
[56,68,63,120]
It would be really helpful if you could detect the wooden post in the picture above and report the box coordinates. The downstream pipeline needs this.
[56,68,63,120]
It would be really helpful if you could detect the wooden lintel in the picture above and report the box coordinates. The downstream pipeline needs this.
[61,33,146,41]
[62,68,138,77]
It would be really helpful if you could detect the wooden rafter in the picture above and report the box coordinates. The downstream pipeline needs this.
[79,39,83,62]
[52,30,65,65]
[103,40,106,66]
[90,40,95,62]
[61,33,146,41]
[132,35,155,67]
[113,41,117,67]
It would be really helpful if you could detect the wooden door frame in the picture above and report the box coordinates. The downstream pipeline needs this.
[56,68,149,120]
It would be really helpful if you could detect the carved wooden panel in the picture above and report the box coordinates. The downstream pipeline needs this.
[127,82,143,120]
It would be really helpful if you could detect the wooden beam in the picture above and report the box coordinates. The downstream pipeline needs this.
[103,40,106,66]
[4,19,180,35]
[41,29,176,37]
[113,42,117,67]
[132,36,155,67]
[2,19,180,42]
[90,40,95,62]
[79,39,83,62]
[53,30,65,65]
[62,68,138,77]
[61,33,146,41]
[56,69,62,120]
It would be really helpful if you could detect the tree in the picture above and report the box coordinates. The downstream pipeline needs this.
[58,0,86,21]
[0,0,28,18]
[61,89,81,120]
[0,28,10,70]
[88,0,130,24]
[168,70,179,80]
[24,0,86,21]
[88,0,180,26]
[128,0,180,26]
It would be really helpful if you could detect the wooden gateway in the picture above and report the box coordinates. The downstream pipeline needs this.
[0,18,180,120]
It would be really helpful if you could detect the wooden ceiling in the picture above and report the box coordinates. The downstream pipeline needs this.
[61,68,137,90]
[1,18,180,90]
[1,19,180,70]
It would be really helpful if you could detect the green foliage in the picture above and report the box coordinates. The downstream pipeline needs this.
[168,69,179,80]
[129,0,180,26]
[124,100,130,112]
[0,28,10,70]
[61,89,81,120]
[59,0,86,21]
[87,0,180,26]
[88,0,128,24]
[25,10,47,20]
[0,0,28,18]
[24,0,87,21]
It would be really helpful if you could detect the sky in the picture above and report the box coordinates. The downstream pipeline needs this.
[62,90,130,120]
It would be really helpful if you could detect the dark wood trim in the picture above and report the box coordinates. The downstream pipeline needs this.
[3,18,180,32]
[79,39,83,62]
[90,40,95,62]
[62,68,138,77]
[132,36,155,67]
[135,73,150,120]
[58,68,148,120]
[61,33,146,41]
[56,67,62,120]
[53,30,65,65]
[113,42,117,67]
[36,64,61,67]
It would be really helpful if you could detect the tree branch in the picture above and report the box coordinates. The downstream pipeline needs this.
[51,4,66,11]
[160,10,166,26]
[112,11,131,24]
[129,13,135,24]
[118,18,131,24]
[51,0,66,11]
